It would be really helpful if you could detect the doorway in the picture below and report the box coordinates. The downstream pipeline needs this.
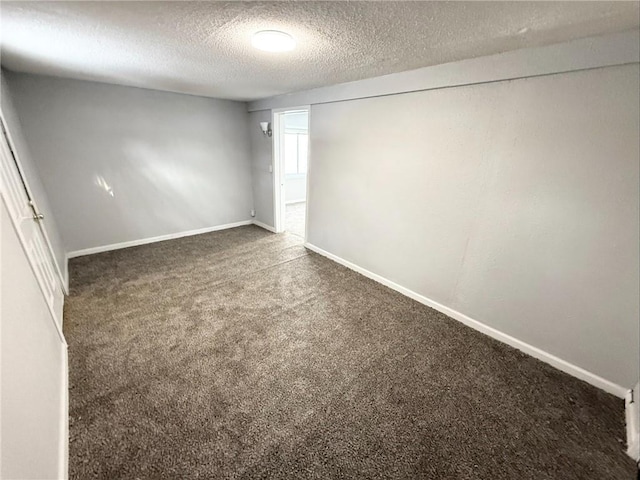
[273,107,309,239]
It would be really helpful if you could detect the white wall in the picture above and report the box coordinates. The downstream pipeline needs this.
[285,176,306,204]
[248,109,274,227]
[1,199,66,479]
[306,63,639,390]
[0,70,66,282]
[5,72,254,253]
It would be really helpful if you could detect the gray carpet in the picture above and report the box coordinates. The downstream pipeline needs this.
[64,225,635,479]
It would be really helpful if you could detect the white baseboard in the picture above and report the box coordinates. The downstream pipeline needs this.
[59,345,69,480]
[626,384,640,462]
[304,242,628,398]
[63,256,69,293]
[67,220,253,258]
[253,220,277,233]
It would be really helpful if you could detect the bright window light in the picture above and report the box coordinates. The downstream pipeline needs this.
[284,133,308,175]
[251,30,296,52]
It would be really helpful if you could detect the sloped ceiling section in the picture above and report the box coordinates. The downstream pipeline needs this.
[1,1,639,101]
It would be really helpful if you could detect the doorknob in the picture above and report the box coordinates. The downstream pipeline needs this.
[28,201,44,221]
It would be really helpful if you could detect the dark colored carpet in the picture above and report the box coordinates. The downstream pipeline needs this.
[64,225,635,479]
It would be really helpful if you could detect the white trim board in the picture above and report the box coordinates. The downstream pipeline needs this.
[63,257,69,294]
[67,220,253,258]
[253,220,277,233]
[626,383,640,462]
[304,242,628,398]
[58,345,69,480]
[248,30,639,112]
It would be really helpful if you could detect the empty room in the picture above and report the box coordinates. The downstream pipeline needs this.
[0,1,639,479]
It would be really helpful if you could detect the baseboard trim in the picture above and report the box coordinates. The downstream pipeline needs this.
[253,220,277,233]
[67,220,253,258]
[626,384,640,461]
[63,256,69,293]
[58,344,69,479]
[304,242,628,398]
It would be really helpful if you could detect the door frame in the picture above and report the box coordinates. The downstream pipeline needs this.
[271,106,310,237]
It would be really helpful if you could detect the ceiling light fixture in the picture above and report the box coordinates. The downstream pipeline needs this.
[252,30,296,52]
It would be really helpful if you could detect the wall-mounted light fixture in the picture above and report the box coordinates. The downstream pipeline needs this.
[260,122,272,137]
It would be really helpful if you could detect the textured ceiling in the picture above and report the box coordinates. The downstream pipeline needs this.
[1,1,639,101]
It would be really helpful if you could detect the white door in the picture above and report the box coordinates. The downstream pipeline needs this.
[0,118,64,329]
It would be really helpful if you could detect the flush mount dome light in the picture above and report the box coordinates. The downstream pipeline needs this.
[252,30,296,52]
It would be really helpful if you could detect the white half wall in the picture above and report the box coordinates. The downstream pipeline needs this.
[5,72,254,253]
[307,63,640,390]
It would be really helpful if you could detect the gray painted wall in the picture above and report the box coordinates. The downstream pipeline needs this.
[6,72,254,253]
[248,109,274,227]
[0,70,66,281]
[306,63,639,388]
[249,110,309,222]
[1,199,65,479]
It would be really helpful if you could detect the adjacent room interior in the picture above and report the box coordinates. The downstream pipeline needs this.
[281,109,309,238]
[0,2,639,479]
